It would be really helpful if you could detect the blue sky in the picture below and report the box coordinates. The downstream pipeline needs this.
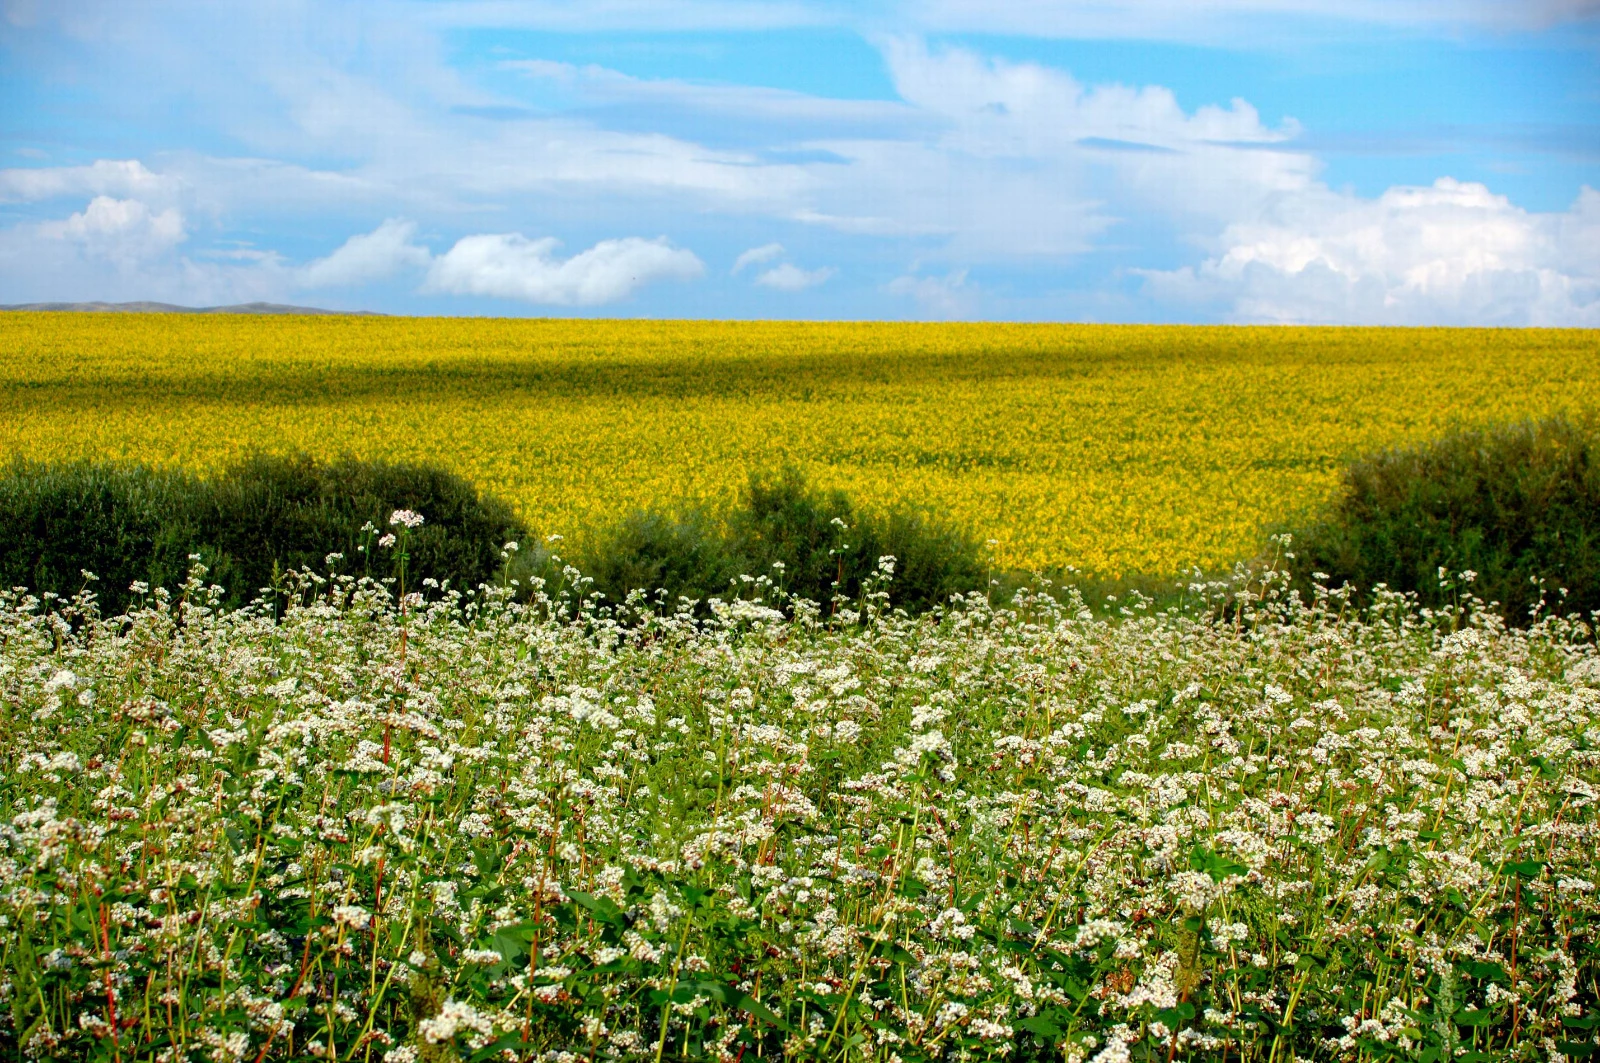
[1,1,1596,323]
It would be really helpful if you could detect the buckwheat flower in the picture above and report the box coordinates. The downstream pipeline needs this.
[332,904,371,930]
[1168,870,1223,910]
[419,999,493,1045]
[389,509,425,529]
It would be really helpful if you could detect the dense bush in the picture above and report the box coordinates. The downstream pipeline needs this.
[1288,415,1600,620]
[0,454,527,614]
[554,467,988,615]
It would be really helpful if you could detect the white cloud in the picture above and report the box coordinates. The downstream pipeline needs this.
[903,0,1599,38]
[755,262,836,291]
[424,0,1598,35]
[732,243,786,273]
[3,9,1594,323]
[887,269,975,318]
[299,219,432,288]
[501,59,923,141]
[422,233,704,304]
[773,40,1312,259]
[0,208,290,307]
[881,37,1297,152]
[0,159,177,204]
[38,196,187,264]
[1142,180,1600,325]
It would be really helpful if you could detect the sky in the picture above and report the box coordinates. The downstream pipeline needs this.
[1,1,1597,324]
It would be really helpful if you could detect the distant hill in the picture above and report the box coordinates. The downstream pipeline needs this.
[0,301,381,315]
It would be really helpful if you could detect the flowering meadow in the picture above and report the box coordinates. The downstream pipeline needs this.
[3,550,1599,1062]
[3,313,1598,575]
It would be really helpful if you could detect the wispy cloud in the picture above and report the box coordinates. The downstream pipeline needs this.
[0,160,178,204]
[755,262,835,290]
[887,268,974,318]
[732,242,786,273]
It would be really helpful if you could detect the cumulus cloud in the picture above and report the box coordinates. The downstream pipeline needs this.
[0,202,290,307]
[299,219,431,288]
[1141,179,1600,325]
[732,242,786,273]
[38,196,186,264]
[422,234,704,305]
[755,262,836,291]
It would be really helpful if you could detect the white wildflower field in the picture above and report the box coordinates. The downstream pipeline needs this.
[3,558,1599,1062]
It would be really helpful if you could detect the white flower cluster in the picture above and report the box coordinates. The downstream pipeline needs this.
[1,564,1596,1060]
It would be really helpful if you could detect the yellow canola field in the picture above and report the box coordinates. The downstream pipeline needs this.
[2,313,1597,576]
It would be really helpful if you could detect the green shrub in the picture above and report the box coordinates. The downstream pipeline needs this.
[196,453,526,600]
[563,467,987,615]
[0,455,527,615]
[0,463,202,611]
[579,509,738,608]
[1287,415,1600,621]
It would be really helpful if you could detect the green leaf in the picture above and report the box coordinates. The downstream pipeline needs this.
[1016,1015,1064,1039]
[1502,860,1544,880]
[1458,960,1508,985]
[1156,1002,1196,1027]
[686,981,731,1004]
[567,890,624,924]
[1454,1008,1494,1027]
[1189,845,1247,883]
[679,884,713,907]
[737,994,792,1032]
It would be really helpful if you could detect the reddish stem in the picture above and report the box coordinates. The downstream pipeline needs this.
[100,902,123,1063]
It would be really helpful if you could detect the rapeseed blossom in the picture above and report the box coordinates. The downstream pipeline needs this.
[3,314,1596,575]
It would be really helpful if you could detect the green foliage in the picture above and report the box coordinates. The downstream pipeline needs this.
[579,508,738,608]
[0,454,526,614]
[1288,415,1600,621]
[0,462,201,612]
[562,466,987,614]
